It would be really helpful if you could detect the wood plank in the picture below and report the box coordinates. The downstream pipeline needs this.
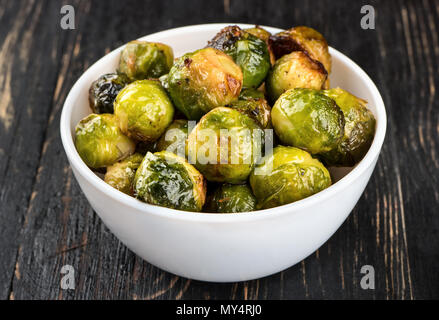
[0,0,69,299]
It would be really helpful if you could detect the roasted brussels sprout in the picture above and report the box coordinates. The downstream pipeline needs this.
[75,114,136,168]
[266,51,327,103]
[114,80,174,142]
[205,183,256,213]
[269,26,331,73]
[208,26,271,88]
[271,88,344,154]
[167,47,243,120]
[155,119,194,157]
[239,88,266,101]
[118,40,173,81]
[228,97,271,129]
[104,153,144,195]
[134,151,206,212]
[245,26,271,42]
[320,88,376,166]
[187,107,263,184]
[89,73,129,114]
[245,26,276,65]
[250,146,331,209]
[237,89,272,128]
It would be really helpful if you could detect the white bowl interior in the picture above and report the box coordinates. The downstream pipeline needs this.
[63,23,386,216]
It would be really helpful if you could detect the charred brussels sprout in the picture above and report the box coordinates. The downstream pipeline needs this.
[271,88,344,154]
[320,88,376,166]
[250,146,331,209]
[269,26,331,73]
[104,153,144,195]
[118,41,173,81]
[167,47,243,120]
[75,114,136,168]
[205,183,256,213]
[89,73,129,114]
[228,97,271,129]
[114,80,174,142]
[155,119,194,157]
[134,151,206,212]
[208,26,271,88]
[187,107,263,184]
[266,51,327,103]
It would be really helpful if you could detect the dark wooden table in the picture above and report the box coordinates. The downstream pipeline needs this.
[0,0,438,300]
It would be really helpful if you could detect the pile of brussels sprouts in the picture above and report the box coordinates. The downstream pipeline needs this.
[75,25,376,213]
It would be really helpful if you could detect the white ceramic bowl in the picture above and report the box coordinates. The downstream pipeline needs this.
[60,23,386,282]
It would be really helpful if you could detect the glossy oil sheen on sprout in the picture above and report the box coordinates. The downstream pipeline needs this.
[114,80,174,142]
[187,107,263,184]
[266,51,327,103]
[269,26,331,73]
[205,183,256,213]
[104,153,144,195]
[89,73,129,114]
[134,151,206,212]
[208,26,271,89]
[229,87,272,129]
[321,88,376,166]
[271,88,344,154]
[167,47,243,120]
[75,113,136,168]
[118,41,173,81]
[250,146,331,209]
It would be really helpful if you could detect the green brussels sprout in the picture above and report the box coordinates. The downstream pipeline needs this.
[250,146,331,209]
[134,151,206,212]
[187,107,263,184]
[320,88,376,166]
[118,40,173,81]
[266,51,327,103]
[88,73,129,114]
[205,183,256,213]
[114,80,174,142]
[208,25,271,88]
[245,26,276,65]
[104,153,144,195]
[75,114,136,168]
[269,26,332,74]
[239,88,266,101]
[167,47,243,120]
[271,88,344,154]
[245,26,271,42]
[155,119,194,157]
[227,97,272,129]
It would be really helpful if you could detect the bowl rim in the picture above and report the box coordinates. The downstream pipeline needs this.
[60,23,387,223]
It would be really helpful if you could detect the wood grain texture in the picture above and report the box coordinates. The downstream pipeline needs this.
[0,0,438,299]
